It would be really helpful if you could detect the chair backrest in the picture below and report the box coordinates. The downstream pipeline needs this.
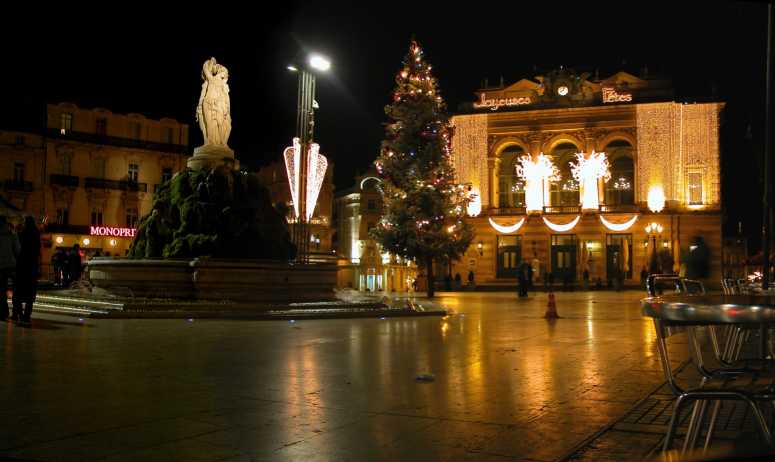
[646,274,705,296]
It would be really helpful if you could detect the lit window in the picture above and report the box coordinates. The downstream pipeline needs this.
[60,113,73,133]
[56,208,69,225]
[126,208,138,228]
[128,163,139,182]
[688,172,703,205]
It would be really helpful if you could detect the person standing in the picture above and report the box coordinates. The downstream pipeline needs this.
[517,260,529,298]
[0,216,20,320]
[67,244,82,286]
[13,217,40,324]
[51,248,65,286]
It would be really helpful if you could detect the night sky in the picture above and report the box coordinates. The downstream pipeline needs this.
[2,1,772,250]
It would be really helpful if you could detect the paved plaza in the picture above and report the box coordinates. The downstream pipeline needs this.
[0,290,686,461]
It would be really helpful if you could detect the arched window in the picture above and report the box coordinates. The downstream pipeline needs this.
[604,140,634,205]
[498,145,526,208]
[549,142,580,207]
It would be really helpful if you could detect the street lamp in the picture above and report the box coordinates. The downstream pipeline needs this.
[285,53,331,263]
[645,222,663,274]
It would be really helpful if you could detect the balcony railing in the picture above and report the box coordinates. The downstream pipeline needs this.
[599,203,639,213]
[84,178,148,192]
[49,174,79,187]
[4,180,33,192]
[543,205,581,214]
[489,207,527,216]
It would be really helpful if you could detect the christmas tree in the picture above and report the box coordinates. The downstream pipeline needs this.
[372,39,473,298]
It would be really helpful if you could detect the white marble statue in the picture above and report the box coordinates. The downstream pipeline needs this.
[196,57,232,147]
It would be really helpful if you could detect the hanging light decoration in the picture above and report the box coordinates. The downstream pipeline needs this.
[543,215,581,232]
[599,215,638,232]
[613,177,632,190]
[516,153,559,213]
[488,217,525,234]
[570,151,611,210]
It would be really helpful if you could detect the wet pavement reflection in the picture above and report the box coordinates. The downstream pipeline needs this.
[0,290,683,461]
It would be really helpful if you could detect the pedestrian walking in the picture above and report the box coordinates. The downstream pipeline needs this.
[0,216,20,321]
[13,217,40,324]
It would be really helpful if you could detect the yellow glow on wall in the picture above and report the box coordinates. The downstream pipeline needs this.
[647,186,666,213]
[516,153,559,213]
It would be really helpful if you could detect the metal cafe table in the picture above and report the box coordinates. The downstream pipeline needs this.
[641,294,775,454]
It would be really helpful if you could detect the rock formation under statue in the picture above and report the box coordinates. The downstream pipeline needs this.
[128,166,296,260]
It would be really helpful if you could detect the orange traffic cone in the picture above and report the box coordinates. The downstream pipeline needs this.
[545,291,560,319]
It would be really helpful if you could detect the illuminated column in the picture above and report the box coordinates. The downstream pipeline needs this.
[488,157,499,208]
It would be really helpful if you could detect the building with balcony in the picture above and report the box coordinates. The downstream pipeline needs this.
[450,69,723,286]
[0,102,189,276]
[333,172,416,292]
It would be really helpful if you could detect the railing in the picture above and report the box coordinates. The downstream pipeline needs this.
[47,128,188,154]
[543,205,581,214]
[4,180,33,192]
[84,178,148,192]
[489,207,527,216]
[599,203,639,213]
[49,174,79,187]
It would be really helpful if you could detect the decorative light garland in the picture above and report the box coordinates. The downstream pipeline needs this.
[488,217,525,234]
[599,215,638,232]
[570,151,611,211]
[542,215,581,232]
[516,153,559,213]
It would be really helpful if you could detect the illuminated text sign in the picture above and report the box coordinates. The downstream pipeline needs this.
[90,226,136,238]
[602,87,633,103]
[473,93,531,111]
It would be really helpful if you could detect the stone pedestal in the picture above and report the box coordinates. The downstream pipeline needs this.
[188,144,240,171]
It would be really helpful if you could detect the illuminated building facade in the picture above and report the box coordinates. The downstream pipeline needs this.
[1,102,189,276]
[451,69,723,285]
[333,172,416,291]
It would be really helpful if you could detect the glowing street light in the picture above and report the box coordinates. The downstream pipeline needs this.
[309,54,331,72]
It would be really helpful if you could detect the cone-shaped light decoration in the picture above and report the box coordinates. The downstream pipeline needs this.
[284,137,329,220]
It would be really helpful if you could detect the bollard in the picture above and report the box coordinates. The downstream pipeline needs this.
[545,291,560,319]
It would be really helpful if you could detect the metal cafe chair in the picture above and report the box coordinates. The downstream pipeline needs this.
[644,275,775,454]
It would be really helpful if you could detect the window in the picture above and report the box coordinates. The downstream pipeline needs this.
[13,162,25,183]
[367,222,375,231]
[605,156,635,206]
[498,146,526,208]
[56,208,69,225]
[161,167,173,183]
[549,143,581,207]
[367,199,376,210]
[90,208,103,226]
[688,172,703,205]
[60,113,73,134]
[132,122,142,140]
[126,208,138,228]
[163,127,174,144]
[14,135,24,146]
[96,118,107,136]
[128,163,139,182]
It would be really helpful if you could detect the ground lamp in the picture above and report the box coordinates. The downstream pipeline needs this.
[645,222,663,274]
[477,241,483,256]
[285,53,331,263]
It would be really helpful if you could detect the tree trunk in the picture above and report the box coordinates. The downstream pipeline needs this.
[426,256,435,298]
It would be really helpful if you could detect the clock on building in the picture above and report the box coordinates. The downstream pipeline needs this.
[557,85,569,96]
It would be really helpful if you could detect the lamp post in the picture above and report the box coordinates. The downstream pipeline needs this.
[287,54,330,263]
[645,222,663,275]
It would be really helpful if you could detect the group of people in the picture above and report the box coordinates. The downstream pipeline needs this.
[0,215,41,325]
[50,245,82,287]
